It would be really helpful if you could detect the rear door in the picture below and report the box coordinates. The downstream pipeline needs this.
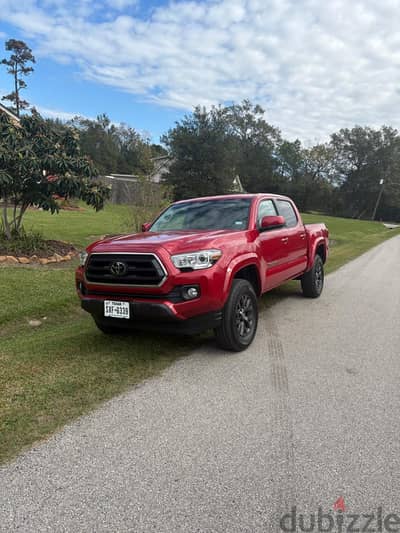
[256,199,291,290]
[275,199,308,278]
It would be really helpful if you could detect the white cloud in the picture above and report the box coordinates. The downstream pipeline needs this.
[104,0,138,11]
[0,90,88,121]
[35,105,87,121]
[1,0,400,141]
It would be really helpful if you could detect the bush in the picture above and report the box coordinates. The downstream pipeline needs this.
[0,228,48,256]
[125,180,172,233]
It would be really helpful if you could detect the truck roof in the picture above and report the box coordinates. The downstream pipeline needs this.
[174,193,291,204]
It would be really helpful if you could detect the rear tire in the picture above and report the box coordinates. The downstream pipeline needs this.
[301,254,324,298]
[214,279,258,352]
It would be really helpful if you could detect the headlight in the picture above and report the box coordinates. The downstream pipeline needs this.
[171,249,222,270]
[79,251,88,266]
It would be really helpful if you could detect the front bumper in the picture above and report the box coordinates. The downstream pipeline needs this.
[80,298,222,335]
[76,247,227,334]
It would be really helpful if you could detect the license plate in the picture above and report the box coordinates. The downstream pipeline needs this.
[104,300,130,319]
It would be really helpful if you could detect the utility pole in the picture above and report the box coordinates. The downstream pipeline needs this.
[371,178,384,221]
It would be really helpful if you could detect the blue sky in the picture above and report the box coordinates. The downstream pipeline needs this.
[0,5,187,142]
[1,0,400,143]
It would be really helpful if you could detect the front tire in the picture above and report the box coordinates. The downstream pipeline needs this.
[214,279,258,352]
[301,254,324,298]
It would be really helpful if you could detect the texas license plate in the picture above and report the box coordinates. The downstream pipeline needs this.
[104,300,130,319]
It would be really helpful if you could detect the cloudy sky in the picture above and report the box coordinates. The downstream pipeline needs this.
[0,0,400,143]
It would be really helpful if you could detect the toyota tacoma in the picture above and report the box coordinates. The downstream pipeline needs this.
[76,194,329,351]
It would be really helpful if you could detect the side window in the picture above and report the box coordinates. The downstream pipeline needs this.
[276,200,298,228]
[257,199,277,226]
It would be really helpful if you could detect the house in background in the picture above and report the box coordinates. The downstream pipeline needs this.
[103,156,246,205]
[103,173,165,206]
[150,155,172,183]
[149,156,245,191]
[0,102,20,126]
[149,156,245,193]
[231,175,245,193]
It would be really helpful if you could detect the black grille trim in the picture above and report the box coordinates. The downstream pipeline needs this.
[85,253,167,287]
[84,287,183,303]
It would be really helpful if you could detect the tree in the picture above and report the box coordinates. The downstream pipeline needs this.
[1,39,35,117]
[69,114,119,174]
[69,114,153,175]
[161,101,400,219]
[150,143,168,158]
[300,144,336,212]
[330,126,400,219]
[225,100,282,192]
[162,101,287,199]
[0,111,111,240]
[275,139,304,195]
[162,106,236,199]
[116,123,153,175]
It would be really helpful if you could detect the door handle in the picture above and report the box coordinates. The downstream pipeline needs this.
[281,237,289,244]
[300,233,306,239]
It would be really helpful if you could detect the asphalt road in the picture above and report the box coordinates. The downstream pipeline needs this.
[1,236,400,532]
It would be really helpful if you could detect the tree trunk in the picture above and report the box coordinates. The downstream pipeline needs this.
[12,202,17,232]
[15,204,28,233]
[14,60,20,117]
[1,199,27,238]
[2,198,12,239]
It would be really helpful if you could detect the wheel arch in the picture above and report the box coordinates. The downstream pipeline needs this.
[307,238,327,270]
[316,242,327,263]
[223,254,262,298]
[223,252,263,301]
[233,264,261,297]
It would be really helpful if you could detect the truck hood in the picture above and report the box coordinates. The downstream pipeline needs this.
[88,229,246,255]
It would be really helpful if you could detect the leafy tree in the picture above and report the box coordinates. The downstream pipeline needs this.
[116,124,153,175]
[1,39,35,117]
[150,143,168,158]
[276,139,303,182]
[275,139,304,199]
[274,140,336,211]
[330,126,400,218]
[70,114,119,174]
[162,106,236,199]
[225,100,282,192]
[69,114,153,176]
[0,111,111,240]
[299,144,336,212]
[162,101,286,199]
[161,101,400,220]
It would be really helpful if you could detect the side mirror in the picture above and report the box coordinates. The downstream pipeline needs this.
[260,215,286,231]
[141,222,152,232]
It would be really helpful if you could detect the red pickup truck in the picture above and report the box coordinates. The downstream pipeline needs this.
[76,194,328,351]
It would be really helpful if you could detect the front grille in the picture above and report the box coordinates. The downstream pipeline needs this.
[85,253,167,286]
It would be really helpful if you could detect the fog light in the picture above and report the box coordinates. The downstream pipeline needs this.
[187,287,199,298]
[182,286,200,300]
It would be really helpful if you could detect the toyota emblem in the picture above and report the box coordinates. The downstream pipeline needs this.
[110,261,127,276]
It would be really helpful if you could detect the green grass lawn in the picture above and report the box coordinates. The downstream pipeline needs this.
[22,203,131,247]
[302,213,399,273]
[1,205,399,464]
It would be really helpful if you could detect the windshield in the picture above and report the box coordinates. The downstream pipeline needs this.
[150,198,252,232]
